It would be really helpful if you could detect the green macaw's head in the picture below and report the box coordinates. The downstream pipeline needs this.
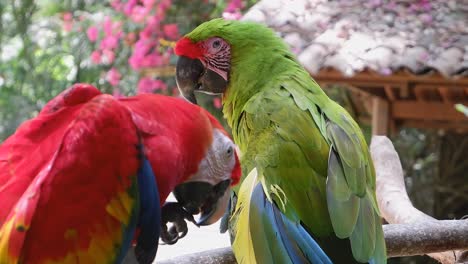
[174,18,290,104]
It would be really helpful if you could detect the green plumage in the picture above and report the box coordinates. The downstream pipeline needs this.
[186,18,386,263]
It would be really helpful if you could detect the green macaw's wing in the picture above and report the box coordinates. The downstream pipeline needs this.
[241,88,333,236]
[282,71,386,263]
[326,149,359,238]
[231,168,333,264]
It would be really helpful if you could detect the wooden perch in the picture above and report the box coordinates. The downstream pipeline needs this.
[383,220,468,257]
[144,136,468,264]
[157,247,236,264]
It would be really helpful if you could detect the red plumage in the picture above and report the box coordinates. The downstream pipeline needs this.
[119,93,241,200]
[0,90,140,263]
[119,94,215,203]
[0,84,240,263]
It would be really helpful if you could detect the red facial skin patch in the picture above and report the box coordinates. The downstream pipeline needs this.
[174,37,203,59]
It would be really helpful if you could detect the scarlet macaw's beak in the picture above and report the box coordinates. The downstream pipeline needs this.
[173,179,231,226]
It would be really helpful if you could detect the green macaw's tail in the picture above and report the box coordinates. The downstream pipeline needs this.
[230,168,333,264]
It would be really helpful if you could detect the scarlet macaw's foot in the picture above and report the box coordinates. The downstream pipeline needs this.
[160,202,197,245]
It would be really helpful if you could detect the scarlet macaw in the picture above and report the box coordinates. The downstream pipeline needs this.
[0,83,240,264]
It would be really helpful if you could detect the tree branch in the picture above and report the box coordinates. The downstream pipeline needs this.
[134,136,468,264]
[383,220,468,257]
[157,247,236,264]
[370,136,468,264]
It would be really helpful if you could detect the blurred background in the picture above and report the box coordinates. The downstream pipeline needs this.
[0,1,466,263]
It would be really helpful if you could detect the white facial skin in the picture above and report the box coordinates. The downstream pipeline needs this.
[183,128,238,225]
[186,128,237,186]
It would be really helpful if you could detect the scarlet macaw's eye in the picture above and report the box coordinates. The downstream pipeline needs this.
[226,146,233,156]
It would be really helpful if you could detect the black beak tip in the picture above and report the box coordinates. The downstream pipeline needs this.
[173,180,231,226]
[185,92,198,104]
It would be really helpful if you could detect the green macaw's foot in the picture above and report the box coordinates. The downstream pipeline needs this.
[173,179,231,226]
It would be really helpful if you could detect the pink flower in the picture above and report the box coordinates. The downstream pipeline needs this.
[63,12,73,22]
[139,25,155,40]
[143,0,156,8]
[129,40,153,69]
[62,13,73,32]
[111,0,123,11]
[146,16,162,32]
[102,49,115,64]
[129,55,142,70]
[223,0,244,20]
[163,24,179,40]
[124,0,138,16]
[106,68,121,86]
[112,21,123,34]
[131,6,150,23]
[213,97,222,109]
[159,0,172,10]
[145,53,164,67]
[137,78,167,94]
[155,5,168,21]
[87,26,99,42]
[103,17,113,36]
[90,50,102,64]
[225,0,244,12]
[100,35,120,50]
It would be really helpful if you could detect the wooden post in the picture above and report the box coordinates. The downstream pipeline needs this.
[372,97,389,135]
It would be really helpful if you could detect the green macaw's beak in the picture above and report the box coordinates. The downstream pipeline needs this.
[173,179,231,226]
[175,56,227,104]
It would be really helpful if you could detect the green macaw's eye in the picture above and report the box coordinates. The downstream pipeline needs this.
[212,40,221,49]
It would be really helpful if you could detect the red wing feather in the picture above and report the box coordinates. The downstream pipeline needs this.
[0,93,140,264]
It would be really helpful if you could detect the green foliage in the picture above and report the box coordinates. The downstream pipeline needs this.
[0,0,257,140]
[0,1,93,138]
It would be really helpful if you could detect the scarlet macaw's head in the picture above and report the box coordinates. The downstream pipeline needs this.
[173,108,241,226]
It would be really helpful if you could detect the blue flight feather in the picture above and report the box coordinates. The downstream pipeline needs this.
[135,150,161,264]
[250,183,332,264]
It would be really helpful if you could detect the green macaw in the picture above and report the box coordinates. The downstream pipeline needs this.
[173,18,386,264]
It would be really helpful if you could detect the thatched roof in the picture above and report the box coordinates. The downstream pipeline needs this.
[242,0,468,78]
